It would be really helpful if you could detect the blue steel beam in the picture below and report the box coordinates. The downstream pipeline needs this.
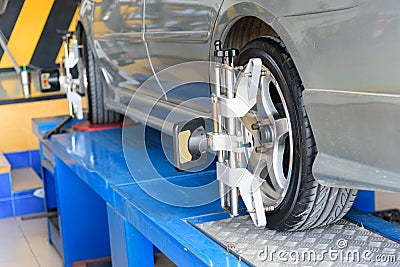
[38,120,247,266]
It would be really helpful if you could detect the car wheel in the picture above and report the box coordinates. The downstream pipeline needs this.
[79,29,121,124]
[236,36,358,230]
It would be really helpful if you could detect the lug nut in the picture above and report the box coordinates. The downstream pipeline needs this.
[251,123,260,130]
[255,143,273,153]
[242,142,252,148]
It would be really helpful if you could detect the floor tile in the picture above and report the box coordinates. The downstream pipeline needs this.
[0,217,18,231]
[0,222,21,239]
[0,217,62,267]
[0,240,34,263]
[36,253,64,267]
[28,237,56,257]
[17,217,47,238]
[0,258,39,267]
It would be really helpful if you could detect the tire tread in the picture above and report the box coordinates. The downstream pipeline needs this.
[85,39,121,124]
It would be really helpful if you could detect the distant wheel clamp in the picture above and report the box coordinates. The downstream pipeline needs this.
[78,28,121,125]
[236,36,357,230]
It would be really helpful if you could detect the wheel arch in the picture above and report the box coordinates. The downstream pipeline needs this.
[222,16,277,51]
[212,2,308,86]
[76,21,85,43]
[75,21,87,58]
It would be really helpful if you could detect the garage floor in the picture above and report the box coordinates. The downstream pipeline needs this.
[0,217,63,267]
[0,217,177,267]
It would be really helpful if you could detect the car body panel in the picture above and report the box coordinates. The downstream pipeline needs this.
[144,0,223,107]
[88,0,154,113]
[274,1,400,191]
[78,0,400,192]
[304,90,400,192]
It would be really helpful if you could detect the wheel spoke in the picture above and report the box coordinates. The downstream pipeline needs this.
[247,149,264,175]
[272,140,288,189]
[256,90,268,121]
[247,148,286,199]
[260,76,279,119]
[274,118,289,140]
[260,181,281,200]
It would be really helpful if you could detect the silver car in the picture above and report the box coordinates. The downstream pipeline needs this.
[76,0,400,230]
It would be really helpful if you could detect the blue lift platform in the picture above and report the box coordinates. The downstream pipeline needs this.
[32,117,400,267]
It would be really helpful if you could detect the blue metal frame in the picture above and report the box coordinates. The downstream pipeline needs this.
[33,118,249,266]
[32,117,398,267]
[346,209,400,243]
[33,117,85,259]
[352,190,375,212]
[55,157,111,266]
[107,206,130,267]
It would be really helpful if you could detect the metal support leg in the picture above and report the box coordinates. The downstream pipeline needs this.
[212,41,267,226]
[214,41,240,216]
[55,157,111,266]
[214,42,229,210]
[107,206,129,267]
[125,222,155,267]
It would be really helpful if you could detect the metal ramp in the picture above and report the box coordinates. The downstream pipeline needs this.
[196,215,400,266]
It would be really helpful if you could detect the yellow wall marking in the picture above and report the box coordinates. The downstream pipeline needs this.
[0,79,19,96]
[0,0,55,68]
[0,153,11,174]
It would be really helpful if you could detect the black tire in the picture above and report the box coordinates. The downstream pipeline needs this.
[236,36,358,231]
[80,30,121,124]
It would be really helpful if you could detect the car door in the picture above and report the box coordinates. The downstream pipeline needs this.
[91,0,153,109]
[144,0,224,114]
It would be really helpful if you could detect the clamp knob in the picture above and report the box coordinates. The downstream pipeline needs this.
[214,40,239,59]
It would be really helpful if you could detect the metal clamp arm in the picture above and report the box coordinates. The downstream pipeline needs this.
[217,58,262,118]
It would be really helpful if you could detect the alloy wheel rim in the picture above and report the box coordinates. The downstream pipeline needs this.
[240,66,293,209]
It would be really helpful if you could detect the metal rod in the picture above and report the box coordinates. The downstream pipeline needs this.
[21,211,58,221]
[216,66,228,208]
[43,115,72,139]
[212,95,219,134]
[0,29,21,74]
[225,56,239,216]
[230,187,239,216]
[226,64,236,169]
[64,38,71,77]
[214,45,229,209]
[59,59,64,76]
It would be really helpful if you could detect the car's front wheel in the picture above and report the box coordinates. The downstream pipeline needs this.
[78,27,121,125]
[236,36,358,231]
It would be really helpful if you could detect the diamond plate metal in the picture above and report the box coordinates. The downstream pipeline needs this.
[196,216,400,266]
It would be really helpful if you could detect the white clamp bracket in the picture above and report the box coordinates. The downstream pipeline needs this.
[172,42,268,227]
[207,133,244,153]
[67,86,83,120]
[217,58,262,118]
[217,162,267,227]
[59,37,84,120]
